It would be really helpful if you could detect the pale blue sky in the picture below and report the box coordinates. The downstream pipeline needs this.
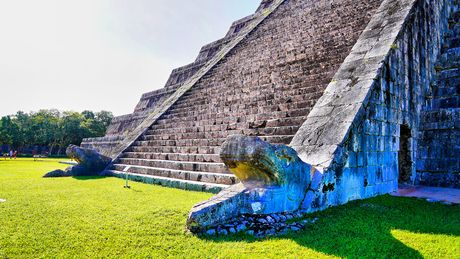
[0,0,260,116]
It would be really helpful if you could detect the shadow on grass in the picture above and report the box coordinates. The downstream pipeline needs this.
[72,176,108,181]
[201,195,460,258]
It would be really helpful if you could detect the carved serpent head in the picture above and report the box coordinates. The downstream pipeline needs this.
[220,135,308,189]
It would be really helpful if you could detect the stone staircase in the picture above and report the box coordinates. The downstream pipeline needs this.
[101,0,384,192]
[105,81,315,192]
[417,10,460,187]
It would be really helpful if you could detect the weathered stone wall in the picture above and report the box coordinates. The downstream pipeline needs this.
[291,0,454,213]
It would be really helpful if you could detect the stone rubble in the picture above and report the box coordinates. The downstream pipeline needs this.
[201,211,318,238]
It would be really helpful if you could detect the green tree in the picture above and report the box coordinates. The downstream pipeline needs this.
[0,109,113,155]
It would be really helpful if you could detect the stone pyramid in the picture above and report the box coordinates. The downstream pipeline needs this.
[81,0,459,195]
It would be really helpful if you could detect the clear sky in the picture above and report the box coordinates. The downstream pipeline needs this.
[0,0,260,117]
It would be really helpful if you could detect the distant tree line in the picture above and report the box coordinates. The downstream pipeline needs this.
[0,109,113,155]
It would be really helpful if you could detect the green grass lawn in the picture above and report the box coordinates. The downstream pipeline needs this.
[0,158,459,258]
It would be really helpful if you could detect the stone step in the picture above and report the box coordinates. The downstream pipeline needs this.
[145,125,241,135]
[127,145,220,154]
[162,99,316,117]
[258,126,300,136]
[438,67,460,79]
[120,152,222,163]
[132,138,225,148]
[450,10,460,24]
[444,23,460,39]
[417,140,460,160]
[154,110,310,128]
[442,37,460,51]
[116,158,230,174]
[172,86,323,110]
[421,108,460,130]
[169,99,315,117]
[437,47,460,69]
[424,96,460,109]
[266,117,307,127]
[435,74,460,88]
[105,170,228,194]
[429,85,460,97]
[132,135,294,148]
[419,129,460,147]
[141,130,239,141]
[110,164,237,185]
[159,104,312,125]
[177,78,325,99]
[143,126,300,140]
[160,109,312,126]
[444,46,460,55]
[151,117,303,131]
[170,97,311,113]
[145,123,300,137]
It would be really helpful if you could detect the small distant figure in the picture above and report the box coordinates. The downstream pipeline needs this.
[32,150,38,161]
[9,150,13,159]
[3,153,7,160]
[13,151,18,159]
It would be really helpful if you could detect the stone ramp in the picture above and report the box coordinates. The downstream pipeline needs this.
[104,0,384,191]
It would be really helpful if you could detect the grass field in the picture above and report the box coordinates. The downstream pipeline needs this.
[0,158,459,258]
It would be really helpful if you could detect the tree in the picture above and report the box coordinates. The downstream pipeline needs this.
[0,109,113,154]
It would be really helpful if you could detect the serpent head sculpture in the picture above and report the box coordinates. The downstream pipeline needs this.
[44,145,111,177]
[187,135,323,233]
